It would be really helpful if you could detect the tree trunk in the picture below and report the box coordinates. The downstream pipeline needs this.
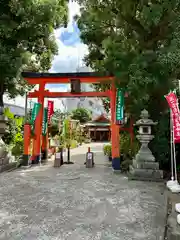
[60,147,63,165]
[0,83,4,105]
[0,83,4,114]
[67,146,70,163]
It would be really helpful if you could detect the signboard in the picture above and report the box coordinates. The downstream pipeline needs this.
[87,152,93,160]
[116,89,124,124]
[47,100,54,123]
[30,102,41,133]
[70,79,81,93]
[86,152,94,168]
[31,102,41,123]
[42,108,48,136]
[55,152,61,159]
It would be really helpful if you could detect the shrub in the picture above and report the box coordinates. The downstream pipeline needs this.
[120,133,140,160]
[71,108,91,123]
[103,144,112,157]
[102,133,139,171]
[119,133,139,172]
[49,123,59,137]
[3,108,24,160]
[121,159,132,172]
[11,142,23,157]
[150,112,170,170]
[103,144,108,155]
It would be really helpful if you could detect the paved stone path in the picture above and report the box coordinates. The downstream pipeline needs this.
[0,143,167,240]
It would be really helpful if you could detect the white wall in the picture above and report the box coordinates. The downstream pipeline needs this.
[63,86,106,118]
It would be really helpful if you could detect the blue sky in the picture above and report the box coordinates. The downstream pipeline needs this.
[46,1,88,92]
[49,1,88,74]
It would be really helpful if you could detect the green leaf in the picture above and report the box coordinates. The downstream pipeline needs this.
[0,0,68,105]
[76,0,177,117]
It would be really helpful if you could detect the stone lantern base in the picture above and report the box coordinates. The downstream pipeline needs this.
[0,110,17,172]
[128,148,163,182]
[129,165,163,182]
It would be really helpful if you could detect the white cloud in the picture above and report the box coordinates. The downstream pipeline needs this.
[50,39,88,73]
[50,1,88,73]
[44,84,67,110]
[68,1,80,22]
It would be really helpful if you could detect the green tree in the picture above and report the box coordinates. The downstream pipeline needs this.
[53,109,70,121]
[49,123,59,138]
[71,107,91,123]
[76,0,179,118]
[75,0,180,168]
[0,0,68,107]
[3,108,24,157]
[61,118,71,145]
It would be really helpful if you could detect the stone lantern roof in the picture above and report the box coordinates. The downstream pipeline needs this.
[135,109,157,126]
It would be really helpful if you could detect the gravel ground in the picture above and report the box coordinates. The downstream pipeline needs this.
[0,143,167,240]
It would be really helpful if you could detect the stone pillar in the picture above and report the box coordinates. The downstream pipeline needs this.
[129,109,163,181]
[41,132,48,163]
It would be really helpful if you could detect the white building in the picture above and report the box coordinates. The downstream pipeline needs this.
[62,66,107,119]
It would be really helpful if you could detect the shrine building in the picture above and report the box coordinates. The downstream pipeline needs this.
[84,114,110,142]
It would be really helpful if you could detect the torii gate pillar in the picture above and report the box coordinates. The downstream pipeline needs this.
[41,130,49,161]
[32,83,45,163]
[110,82,120,171]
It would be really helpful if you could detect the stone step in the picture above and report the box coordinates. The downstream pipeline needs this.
[132,159,160,170]
[167,193,180,240]
[0,162,17,173]
[129,165,163,182]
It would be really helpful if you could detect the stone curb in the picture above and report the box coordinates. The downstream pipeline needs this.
[20,165,32,170]
[113,169,121,174]
[0,162,17,173]
[166,192,180,240]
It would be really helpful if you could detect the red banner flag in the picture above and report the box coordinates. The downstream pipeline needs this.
[165,92,179,116]
[172,114,180,143]
[47,100,54,123]
[165,92,180,143]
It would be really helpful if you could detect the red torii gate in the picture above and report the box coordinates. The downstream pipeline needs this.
[22,72,132,171]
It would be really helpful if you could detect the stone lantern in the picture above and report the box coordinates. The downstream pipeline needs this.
[129,109,163,181]
[0,107,12,168]
[0,107,7,138]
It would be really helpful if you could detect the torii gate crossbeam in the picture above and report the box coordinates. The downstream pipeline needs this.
[28,91,110,98]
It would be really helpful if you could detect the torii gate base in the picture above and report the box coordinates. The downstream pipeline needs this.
[22,72,133,171]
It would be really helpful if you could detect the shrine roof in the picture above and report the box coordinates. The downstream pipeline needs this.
[84,114,110,127]
[22,72,112,79]
[92,114,110,123]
